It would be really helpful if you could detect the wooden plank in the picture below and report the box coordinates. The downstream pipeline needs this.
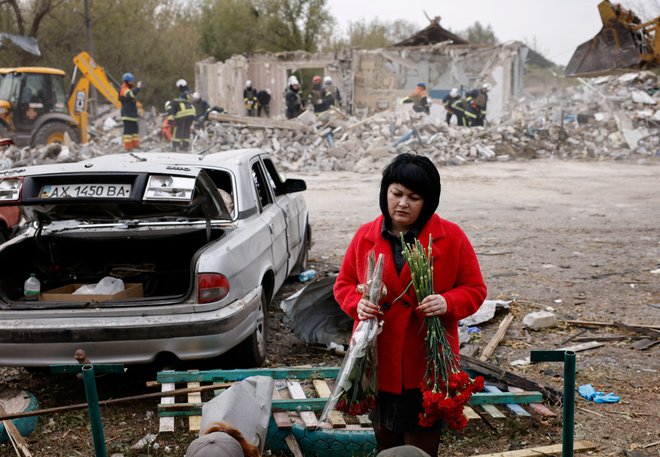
[276,382,303,427]
[479,314,514,361]
[287,381,319,429]
[159,372,175,433]
[207,112,301,131]
[558,341,604,352]
[469,440,598,456]
[508,387,556,417]
[462,406,481,420]
[468,391,543,405]
[312,379,346,428]
[356,414,372,427]
[0,404,32,457]
[187,381,202,432]
[271,385,293,430]
[460,355,563,404]
[158,367,340,383]
[480,404,506,419]
[284,435,304,457]
[564,320,660,331]
[483,386,530,417]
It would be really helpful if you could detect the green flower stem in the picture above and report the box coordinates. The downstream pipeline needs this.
[400,234,460,394]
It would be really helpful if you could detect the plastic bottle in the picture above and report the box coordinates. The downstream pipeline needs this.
[24,273,41,300]
[298,269,317,283]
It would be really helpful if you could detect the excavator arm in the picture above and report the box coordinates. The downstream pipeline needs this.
[67,51,121,144]
[565,0,659,77]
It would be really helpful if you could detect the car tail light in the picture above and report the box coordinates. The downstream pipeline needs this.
[197,273,230,303]
[0,177,22,202]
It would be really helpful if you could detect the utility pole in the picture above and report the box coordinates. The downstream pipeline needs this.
[84,0,97,116]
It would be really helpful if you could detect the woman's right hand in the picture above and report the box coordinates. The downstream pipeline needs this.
[357,298,381,320]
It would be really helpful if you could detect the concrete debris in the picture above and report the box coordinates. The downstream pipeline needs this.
[522,311,558,330]
[1,71,657,173]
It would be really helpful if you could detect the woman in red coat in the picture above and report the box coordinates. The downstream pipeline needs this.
[334,153,487,455]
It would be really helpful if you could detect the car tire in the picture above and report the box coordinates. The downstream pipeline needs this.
[32,122,79,147]
[231,288,269,367]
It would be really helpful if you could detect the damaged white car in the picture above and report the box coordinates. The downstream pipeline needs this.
[0,149,309,368]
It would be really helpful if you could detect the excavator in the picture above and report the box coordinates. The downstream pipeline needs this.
[0,51,120,147]
[565,0,659,77]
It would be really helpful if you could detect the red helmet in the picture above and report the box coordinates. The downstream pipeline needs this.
[313,75,321,84]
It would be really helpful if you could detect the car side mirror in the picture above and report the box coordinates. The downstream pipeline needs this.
[282,178,306,193]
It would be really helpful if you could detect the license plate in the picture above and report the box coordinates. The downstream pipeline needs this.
[39,184,132,199]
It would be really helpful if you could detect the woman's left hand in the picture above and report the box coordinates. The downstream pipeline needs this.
[418,294,448,317]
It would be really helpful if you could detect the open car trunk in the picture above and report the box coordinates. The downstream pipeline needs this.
[0,227,225,307]
[0,166,233,307]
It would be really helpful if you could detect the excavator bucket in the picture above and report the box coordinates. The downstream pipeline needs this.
[565,16,643,77]
[565,0,660,77]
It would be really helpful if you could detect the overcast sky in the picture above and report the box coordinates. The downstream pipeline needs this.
[326,0,652,66]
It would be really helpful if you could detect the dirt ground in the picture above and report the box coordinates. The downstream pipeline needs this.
[1,158,658,456]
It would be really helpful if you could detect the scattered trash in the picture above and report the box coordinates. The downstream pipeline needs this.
[461,299,511,326]
[298,269,317,282]
[131,433,157,450]
[577,384,621,403]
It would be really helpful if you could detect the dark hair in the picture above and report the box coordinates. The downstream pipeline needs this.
[379,153,441,229]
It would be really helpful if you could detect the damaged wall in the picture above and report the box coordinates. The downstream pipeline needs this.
[196,50,352,118]
[195,42,527,121]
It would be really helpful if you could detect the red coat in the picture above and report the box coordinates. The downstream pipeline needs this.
[334,214,487,394]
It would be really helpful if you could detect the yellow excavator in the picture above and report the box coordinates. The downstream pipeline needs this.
[0,51,120,146]
[565,0,659,77]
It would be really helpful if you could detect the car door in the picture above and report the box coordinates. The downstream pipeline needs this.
[250,158,288,288]
[262,157,304,274]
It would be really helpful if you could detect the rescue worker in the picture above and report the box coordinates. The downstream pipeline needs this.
[119,72,143,151]
[450,94,478,127]
[176,79,190,101]
[442,88,462,126]
[257,88,272,117]
[322,76,342,109]
[166,97,196,151]
[402,82,430,114]
[191,91,210,129]
[243,80,259,117]
[309,75,326,114]
[285,75,304,120]
[190,91,224,128]
[466,83,491,126]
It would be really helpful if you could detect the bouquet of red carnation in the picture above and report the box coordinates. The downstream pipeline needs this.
[320,251,383,422]
[400,234,485,430]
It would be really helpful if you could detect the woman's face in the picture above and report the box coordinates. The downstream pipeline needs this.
[387,182,424,233]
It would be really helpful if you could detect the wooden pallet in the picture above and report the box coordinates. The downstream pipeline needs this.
[154,367,555,431]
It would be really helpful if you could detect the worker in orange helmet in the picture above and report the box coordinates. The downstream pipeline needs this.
[309,75,326,114]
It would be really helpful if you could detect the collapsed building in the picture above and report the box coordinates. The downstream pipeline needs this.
[194,18,528,122]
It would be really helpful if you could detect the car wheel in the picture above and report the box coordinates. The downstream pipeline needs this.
[231,288,269,367]
[32,122,79,147]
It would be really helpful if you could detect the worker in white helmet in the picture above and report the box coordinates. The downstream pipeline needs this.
[442,88,462,126]
[176,78,190,100]
[322,75,342,110]
[284,75,304,119]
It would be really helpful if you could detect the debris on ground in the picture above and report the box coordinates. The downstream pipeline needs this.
[1,71,657,173]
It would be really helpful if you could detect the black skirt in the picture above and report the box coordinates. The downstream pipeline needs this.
[369,389,445,433]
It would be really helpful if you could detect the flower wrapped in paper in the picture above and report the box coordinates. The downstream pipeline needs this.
[320,251,383,422]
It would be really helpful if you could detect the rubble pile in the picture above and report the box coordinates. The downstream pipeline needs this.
[1,72,657,173]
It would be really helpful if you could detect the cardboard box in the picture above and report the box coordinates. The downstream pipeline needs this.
[41,283,144,302]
